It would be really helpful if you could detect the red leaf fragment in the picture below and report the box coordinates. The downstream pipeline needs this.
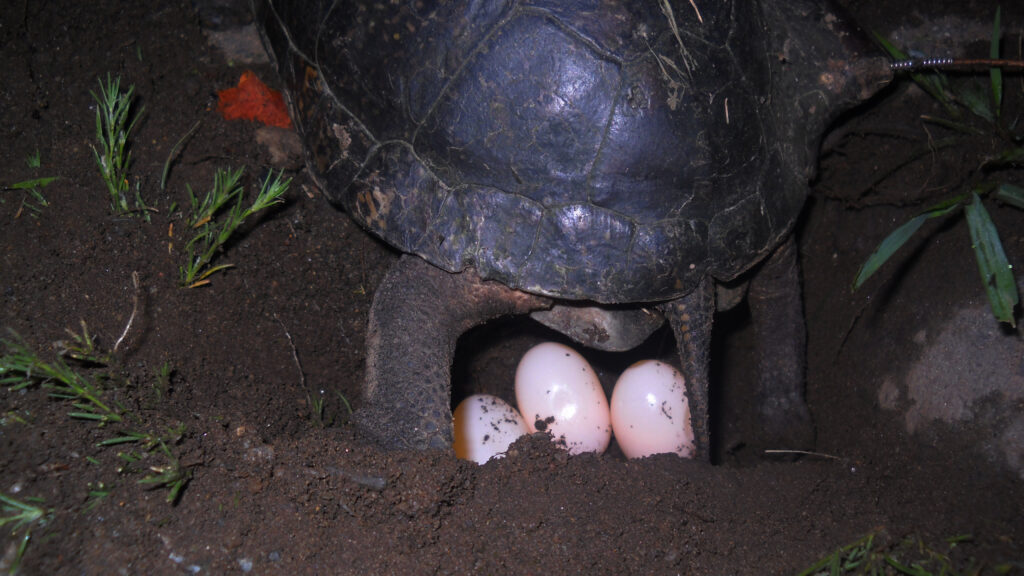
[217,70,292,129]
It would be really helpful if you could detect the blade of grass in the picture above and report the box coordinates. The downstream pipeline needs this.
[161,120,201,191]
[25,150,41,169]
[957,81,995,124]
[853,198,964,290]
[796,532,876,576]
[883,555,930,575]
[57,319,109,365]
[8,177,58,190]
[995,182,1024,208]
[965,192,1019,326]
[5,176,56,217]
[919,115,987,136]
[84,482,111,512]
[187,166,244,228]
[137,441,191,504]
[990,7,1002,117]
[99,426,184,449]
[992,146,1024,166]
[242,170,290,218]
[191,263,235,283]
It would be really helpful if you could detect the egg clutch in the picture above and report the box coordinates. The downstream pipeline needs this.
[453,342,695,464]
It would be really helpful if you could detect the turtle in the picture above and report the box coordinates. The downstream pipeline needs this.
[253,0,892,458]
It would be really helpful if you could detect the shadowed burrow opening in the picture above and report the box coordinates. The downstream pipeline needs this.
[449,306,762,463]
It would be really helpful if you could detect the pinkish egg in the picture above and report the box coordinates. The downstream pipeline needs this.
[514,342,611,455]
[610,360,694,459]
[453,394,529,464]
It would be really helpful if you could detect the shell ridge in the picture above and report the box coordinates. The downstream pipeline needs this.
[517,205,549,292]
[412,2,523,144]
[407,153,455,261]
[312,0,343,68]
[586,71,628,209]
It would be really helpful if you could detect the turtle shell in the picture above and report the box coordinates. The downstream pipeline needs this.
[257,0,803,303]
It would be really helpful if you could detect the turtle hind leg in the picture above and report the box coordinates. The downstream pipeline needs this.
[747,235,815,452]
[660,277,715,461]
[356,255,551,451]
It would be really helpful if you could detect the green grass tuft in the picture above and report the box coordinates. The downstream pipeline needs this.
[179,168,290,287]
[136,440,191,504]
[1,327,192,507]
[90,74,150,216]
[25,150,41,169]
[4,151,57,218]
[1,327,123,424]
[0,492,51,575]
[857,11,1022,327]
[798,531,1019,576]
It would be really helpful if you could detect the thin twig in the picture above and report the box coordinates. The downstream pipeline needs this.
[658,0,696,75]
[114,271,140,353]
[764,449,843,461]
[274,314,305,389]
[687,0,703,24]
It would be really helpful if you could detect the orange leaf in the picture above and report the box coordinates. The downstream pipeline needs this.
[217,70,292,129]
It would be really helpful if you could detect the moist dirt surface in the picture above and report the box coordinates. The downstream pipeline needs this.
[2,1,1023,574]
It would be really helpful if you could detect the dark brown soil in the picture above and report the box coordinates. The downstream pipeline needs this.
[2,1,1022,574]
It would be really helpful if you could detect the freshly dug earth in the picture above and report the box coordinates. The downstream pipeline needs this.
[1,1,1022,574]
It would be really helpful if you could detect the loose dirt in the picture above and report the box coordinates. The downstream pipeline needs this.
[1,1,1022,574]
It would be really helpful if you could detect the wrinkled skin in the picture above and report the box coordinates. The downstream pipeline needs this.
[254,0,891,456]
[356,236,809,459]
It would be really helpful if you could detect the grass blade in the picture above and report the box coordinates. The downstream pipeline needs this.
[957,82,995,124]
[965,192,1019,326]
[990,7,1002,117]
[243,170,290,218]
[853,201,962,290]
[989,145,1024,167]
[995,183,1024,209]
[796,533,875,576]
[8,177,58,190]
[188,166,244,228]
[0,493,48,528]
[25,150,41,168]
[160,120,201,191]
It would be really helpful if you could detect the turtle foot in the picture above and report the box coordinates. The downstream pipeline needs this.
[358,256,550,451]
[748,236,815,457]
[355,402,452,451]
[758,394,816,455]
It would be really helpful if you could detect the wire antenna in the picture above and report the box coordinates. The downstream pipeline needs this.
[891,57,1024,72]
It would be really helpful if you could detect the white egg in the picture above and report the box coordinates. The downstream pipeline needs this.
[453,394,529,464]
[610,360,695,459]
[514,342,611,455]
